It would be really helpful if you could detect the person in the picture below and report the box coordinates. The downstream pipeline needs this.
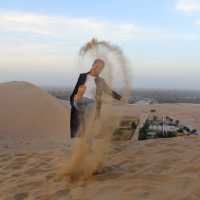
[70,58,122,138]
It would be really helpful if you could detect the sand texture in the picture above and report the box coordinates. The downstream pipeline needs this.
[1,82,200,200]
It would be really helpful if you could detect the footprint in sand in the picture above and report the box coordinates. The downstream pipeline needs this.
[0,155,13,162]
[14,192,29,200]
[53,189,70,198]
[45,172,57,180]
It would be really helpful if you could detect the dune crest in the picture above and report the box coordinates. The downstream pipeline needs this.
[0,81,68,138]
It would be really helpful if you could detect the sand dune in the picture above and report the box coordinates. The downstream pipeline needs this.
[1,83,200,200]
[0,81,69,150]
[0,81,68,137]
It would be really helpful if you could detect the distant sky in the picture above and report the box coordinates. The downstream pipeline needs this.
[0,0,200,89]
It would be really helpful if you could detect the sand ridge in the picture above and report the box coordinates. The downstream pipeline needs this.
[0,81,68,140]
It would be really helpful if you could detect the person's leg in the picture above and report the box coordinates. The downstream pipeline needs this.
[82,101,97,141]
[78,109,86,137]
[70,107,81,138]
[72,98,96,138]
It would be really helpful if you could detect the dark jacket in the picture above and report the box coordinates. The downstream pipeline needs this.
[70,72,121,138]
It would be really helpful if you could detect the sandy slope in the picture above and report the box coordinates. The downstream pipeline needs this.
[1,136,200,200]
[1,82,200,199]
[0,81,69,150]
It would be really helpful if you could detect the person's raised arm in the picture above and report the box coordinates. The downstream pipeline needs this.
[102,79,122,101]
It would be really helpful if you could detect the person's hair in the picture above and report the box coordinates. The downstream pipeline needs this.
[92,58,105,66]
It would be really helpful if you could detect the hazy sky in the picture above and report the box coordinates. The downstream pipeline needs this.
[0,0,200,89]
